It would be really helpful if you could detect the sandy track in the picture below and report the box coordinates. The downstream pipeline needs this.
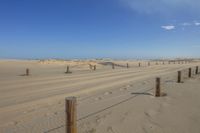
[0,60,200,133]
[0,66,174,92]
[0,65,188,108]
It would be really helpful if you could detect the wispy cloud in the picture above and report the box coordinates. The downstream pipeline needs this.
[120,0,200,15]
[164,21,200,31]
[194,22,200,26]
[181,22,191,26]
[161,25,175,30]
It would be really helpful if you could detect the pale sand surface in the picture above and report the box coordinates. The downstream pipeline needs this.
[0,59,200,133]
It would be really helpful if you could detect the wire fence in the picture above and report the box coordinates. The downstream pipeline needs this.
[43,66,200,133]
[1,65,199,133]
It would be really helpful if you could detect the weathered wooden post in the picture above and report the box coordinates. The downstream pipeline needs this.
[155,77,161,97]
[177,71,182,83]
[66,66,70,73]
[112,63,115,69]
[65,97,77,133]
[195,66,199,74]
[65,66,72,74]
[139,62,141,67]
[188,68,192,78]
[162,61,164,65]
[148,62,150,66]
[168,61,170,64]
[94,65,96,71]
[26,68,29,76]
[127,63,129,68]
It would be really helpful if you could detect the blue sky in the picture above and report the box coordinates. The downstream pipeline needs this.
[0,0,200,59]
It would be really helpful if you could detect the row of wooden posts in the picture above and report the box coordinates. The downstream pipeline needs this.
[177,66,199,83]
[72,60,191,71]
[110,61,190,70]
[156,66,199,97]
[75,60,190,71]
[65,66,199,133]
[24,61,192,76]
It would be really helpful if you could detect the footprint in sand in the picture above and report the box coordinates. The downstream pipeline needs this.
[143,122,163,133]
[104,91,112,95]
[120,87,127,91]
[11,121,19,126]
[54,112,58,115]
[126,84,133,89]
[95,116,102,125]
[23,111,27,114]
[120,110,133,123]
[142,81,147,85]
[95,112,112,125]
[144,110,158,118]
[58,101,62,104]
[95,97,102,101]
[87,128,96,133]
[126,85,131,87]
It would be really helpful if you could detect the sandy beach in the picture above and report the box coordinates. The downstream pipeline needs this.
[0,59,200,133]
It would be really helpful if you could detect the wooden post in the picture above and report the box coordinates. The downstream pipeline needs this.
[93,65,96,71]
[66,66,70,73]
[127,63,129,68]
[112,63,115,69]
[162,61,164,65]
[155,77,161,97]
[196,66,198,74]
[65,66,72,74]
[148,62,150,66]
[139,62,141,67]
[168,61,170,64]
[65,97,77,133]
[26,68,29,76]
[188,68,192,78]
[177,71,182,83]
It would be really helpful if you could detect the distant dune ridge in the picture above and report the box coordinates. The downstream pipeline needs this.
[0,59,200,133]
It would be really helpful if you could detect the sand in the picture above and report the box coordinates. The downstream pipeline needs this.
[0,59,200,133]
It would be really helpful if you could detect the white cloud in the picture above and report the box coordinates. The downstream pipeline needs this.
[161,25,175,30]
[194,22,200,26]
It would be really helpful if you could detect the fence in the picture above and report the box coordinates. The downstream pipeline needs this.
[3,63,199,133]
[42,65,199,133]
[22,60,196,76]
